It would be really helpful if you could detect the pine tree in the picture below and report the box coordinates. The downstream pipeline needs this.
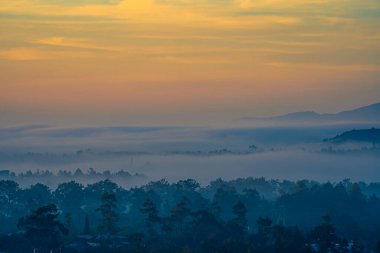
[18,204,68,252]
[140,199,160,234]
[232,201,248,229]
[307,215,339,253]
[96,192,119,234]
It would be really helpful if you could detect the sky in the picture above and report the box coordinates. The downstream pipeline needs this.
[1,0,380,127]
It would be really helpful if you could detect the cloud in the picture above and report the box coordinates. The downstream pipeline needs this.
[319,16,355,25]
[0,47,97,61]
[37,0,122,5]
[0,37,119,62]
[265,41,321,47]
[263,61,380,72]
[0,48,49,61]
[235,0,327,10]
[213,16,302,28]
[33,37,117,51]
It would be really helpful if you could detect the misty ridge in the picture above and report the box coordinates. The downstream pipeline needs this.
[241,102,380,124]
[323,128,380,144]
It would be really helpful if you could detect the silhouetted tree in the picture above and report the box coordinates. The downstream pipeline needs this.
[232,201,248,229]
[0,177,380,253]
[307,215,340,253]
[22,183,52,211]
[170,197,191,232]
[213,184,239,219]
[17,204,68,252]
[140,199,160,234]
[54,181,85,228]
[96,192,119,234]
[251,216,274,253]
[0,180,23,231]
[210,200,222,220]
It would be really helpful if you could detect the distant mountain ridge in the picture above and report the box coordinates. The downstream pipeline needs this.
[243,102,380,123]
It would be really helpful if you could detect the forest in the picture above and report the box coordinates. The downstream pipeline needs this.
[1,176,380,253]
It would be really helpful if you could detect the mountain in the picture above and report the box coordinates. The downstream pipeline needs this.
[243,102,380,123]
[332,102,380,121]
[324,128,380,144]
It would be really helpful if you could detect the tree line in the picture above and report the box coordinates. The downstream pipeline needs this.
[0,177,380,252]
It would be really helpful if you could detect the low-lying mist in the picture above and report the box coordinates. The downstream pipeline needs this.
[1,150,379,186]
[1,123,379,186]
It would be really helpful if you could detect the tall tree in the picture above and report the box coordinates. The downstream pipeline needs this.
[54,181,84,221]
[170,197,192,232]
[22,183,52,211]
[17,204,68,252]
[232,201,248,229]
[0,180,23,231]
[140,199,160,234]
[252,216,274,253]
[307,215,340,253]
[96,192,119,234]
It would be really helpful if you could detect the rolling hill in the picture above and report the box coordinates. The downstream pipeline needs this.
[324,128,380,144]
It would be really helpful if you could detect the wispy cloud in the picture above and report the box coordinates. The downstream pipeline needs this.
[264,41,321,47]
[0,0,379,125]
[0,47,97,61]
[319,16,356,25]
[36,0,122,5]
[264,61,380,72]
[0,48,49,61]
[34,37,117,51]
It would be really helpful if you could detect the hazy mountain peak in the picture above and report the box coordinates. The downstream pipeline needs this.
[243,102,380,123]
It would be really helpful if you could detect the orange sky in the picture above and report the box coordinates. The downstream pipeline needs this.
[1,0,380,126]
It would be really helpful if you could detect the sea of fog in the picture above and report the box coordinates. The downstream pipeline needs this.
[0,123,379,186]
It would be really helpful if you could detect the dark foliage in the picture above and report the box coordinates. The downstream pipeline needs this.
[17,204,68,252]
[0,177,379,252]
